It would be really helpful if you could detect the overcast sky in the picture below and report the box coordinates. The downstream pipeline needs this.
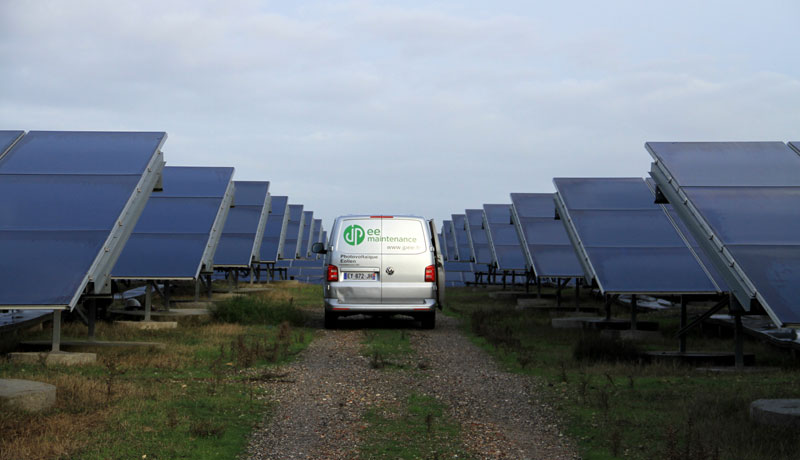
[2,1,799,231]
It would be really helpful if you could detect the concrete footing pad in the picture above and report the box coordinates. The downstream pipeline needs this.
[8,352,96,366]
[19,340,166,351]
[601,329,662,341]
[551,316,600,329]
[750,399,800,428]
[0,379,56,412]
[643,351,755,367]
[115,320,178,330]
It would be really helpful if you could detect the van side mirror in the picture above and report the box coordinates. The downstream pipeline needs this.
[311,242,327,254]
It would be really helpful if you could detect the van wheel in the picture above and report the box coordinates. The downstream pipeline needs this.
[324,311,337,329]
[420,311,436,329]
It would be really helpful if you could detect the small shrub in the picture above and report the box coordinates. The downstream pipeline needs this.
[189,420,226,438]
[212,295,306,326]
[572,333,641,363]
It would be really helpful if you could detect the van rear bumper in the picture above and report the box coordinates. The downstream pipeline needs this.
[324,298,436,312]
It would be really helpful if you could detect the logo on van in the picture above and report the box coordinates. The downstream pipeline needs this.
[343,225,366,246]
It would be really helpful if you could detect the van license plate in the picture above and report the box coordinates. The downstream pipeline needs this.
[343,272,377,281]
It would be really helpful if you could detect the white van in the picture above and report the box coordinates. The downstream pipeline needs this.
[312,215,445,329]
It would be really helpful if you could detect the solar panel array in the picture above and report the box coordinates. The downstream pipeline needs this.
[464,209,493,266]
[0,131,166,310]
[112,166,235,280]
[442,220,456,261]
[649,141,800,326]
[510,193,582,279]
[279,205,304,260]
[259,195,289,263]
[450,214,472,262]
[214,181,270,268]
[482,204,527,271]
[552,177,721,295]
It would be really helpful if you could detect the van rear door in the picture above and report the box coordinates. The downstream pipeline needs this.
[380,217,433,304]
[334,217,381,304]
[429,219,445,309]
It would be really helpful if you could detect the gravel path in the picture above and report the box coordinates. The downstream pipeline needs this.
[245,312,577,459]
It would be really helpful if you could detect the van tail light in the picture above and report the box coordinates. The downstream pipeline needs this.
[327,264,339,282]
[424,265,436,282]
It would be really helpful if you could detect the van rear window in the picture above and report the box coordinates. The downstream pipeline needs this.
[335,218,428,255]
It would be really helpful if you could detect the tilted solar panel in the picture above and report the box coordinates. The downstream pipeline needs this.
[649,141,800,326]
[450,214,472,262]
[279,204,304,259]
[464,209,493,265]
[0,131,166,309]
[296,211,313,258]
[112,166,234,280]
[442,220,456,261]
[214,181,270,267]
[482,204,527,271]
[259,195,289,263]
[553,177,720,295]
[510,193,582,278]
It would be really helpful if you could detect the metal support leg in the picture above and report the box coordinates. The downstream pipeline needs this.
[249,267,255,285]
[51,310,62,353]
[194,278,201,302]
[734,311,744,369]
[87,299,96,340]
[556,279,562,307]
[605,295,611,321]
[679,295,687,353]
[227,271,234,293]
[536,278,541,299]
[234,270,239,289]
[164,280,171,311]
[631,294,638,331]
[575,279,580,312]
[145,282,153,322]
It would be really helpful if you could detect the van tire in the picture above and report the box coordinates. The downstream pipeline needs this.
[420,311,436,329]
[324,310,337,329]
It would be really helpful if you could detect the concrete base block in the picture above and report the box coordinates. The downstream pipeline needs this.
[115,320,178,330]
[644,351,755,367]
[0,379,56,412]
[551,317,600,329]
[750,399,800,428]
[601,329,662,341]
[8,352,96,366]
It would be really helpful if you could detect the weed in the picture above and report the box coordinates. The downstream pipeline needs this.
[573,333,641,363]
[212,295,306,326]
[189,420,226,438]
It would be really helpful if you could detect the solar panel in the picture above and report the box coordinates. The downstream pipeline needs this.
[307,218,323,257]
[450,214,472,262]
[553,177,721,295]
[296,211,313,258]
[112,166,234,280]
[464,209,493,265]
[442,220,456,261]
[648,141,800,326]
[0,131,166,309]
[482,204,527,271]
[259,195,289,263]
[213,181,270,268]
[437,231,449,261]
[279,204,304,259]
[510,193,583,278]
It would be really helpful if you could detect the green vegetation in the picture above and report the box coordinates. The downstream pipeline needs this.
[0,283,318,460]
[362,329,415,369]
[213,294,306,326]
[446,287,800,460]
[360,393,474,460]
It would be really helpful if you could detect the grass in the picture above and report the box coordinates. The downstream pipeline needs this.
[362,329,415,369]
[445,286,800,460]
[359,392,474,460]
[0,283,319,460]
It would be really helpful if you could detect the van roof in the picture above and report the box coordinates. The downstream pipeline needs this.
[335,214,426,220]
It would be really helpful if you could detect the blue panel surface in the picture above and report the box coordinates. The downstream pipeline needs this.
[510,193,582,278]
[465,209,492,265]
[113,166,234,279]
[648,142,800,187]
[1,131,165,175]
[648,141,800,325]
[214,181,269,267]
[483,204,526,271]
[280,204,304,259]
[451,214,472,261]
[442,220,456,261]
[0,131,165,308]
[296,211,313,258]
[553,177,719,294]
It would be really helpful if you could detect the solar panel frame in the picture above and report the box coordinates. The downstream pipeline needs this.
[464,208,493,265]
[481,204,527,271]
[553,177,721,295]
[279,204,304,260]
[648,141,800,326]
[296,211,313,258]
[450,214,472,262]
[442,219,456,261]
[213,181,270,268]
[0,131,166,310]
[510,192,583,278]
[111,166,234,280]
[258,195,289,263]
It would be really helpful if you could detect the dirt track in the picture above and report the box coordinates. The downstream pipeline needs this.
[246,311,577,459]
